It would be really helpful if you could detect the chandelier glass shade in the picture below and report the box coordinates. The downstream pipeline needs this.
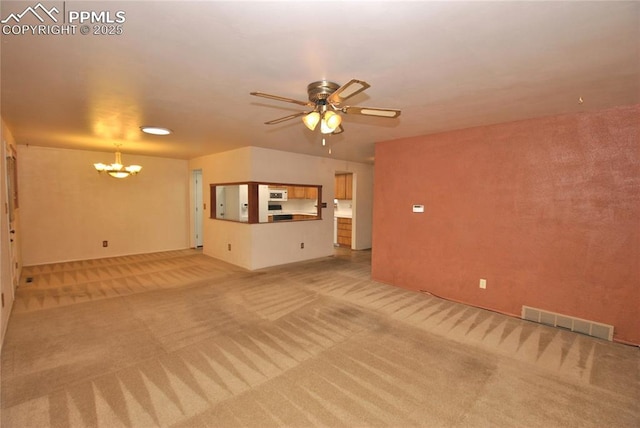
[94,150,142,178]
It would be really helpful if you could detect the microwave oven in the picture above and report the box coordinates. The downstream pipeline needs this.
[269,189,288,201]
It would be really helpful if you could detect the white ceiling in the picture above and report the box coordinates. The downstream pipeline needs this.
[1,1,638,164]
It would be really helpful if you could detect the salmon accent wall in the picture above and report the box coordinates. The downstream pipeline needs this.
[372,105,640,345]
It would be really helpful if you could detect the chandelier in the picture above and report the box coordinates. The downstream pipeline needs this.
[94,146,142,178]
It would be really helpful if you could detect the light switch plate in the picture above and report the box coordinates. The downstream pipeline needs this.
[412,205,425,213]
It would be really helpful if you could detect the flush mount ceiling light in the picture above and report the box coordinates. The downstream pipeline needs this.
[250,79,401,137]
[94,145,142,179]
[140,126,172,135]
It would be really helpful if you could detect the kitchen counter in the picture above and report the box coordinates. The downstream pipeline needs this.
[268,213,319,222]
[335,212,352,219]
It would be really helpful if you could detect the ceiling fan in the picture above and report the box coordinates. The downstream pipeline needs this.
[250,79,401,135]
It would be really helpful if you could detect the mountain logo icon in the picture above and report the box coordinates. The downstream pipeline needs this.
[1,2,60,24]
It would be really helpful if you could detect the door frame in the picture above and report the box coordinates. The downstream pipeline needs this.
[4,143,19,295]
[191,169,203,248]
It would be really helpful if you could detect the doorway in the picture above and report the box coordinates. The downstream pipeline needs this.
[4,144,19,294]
[192,169,203,248]
[334,172,354,250]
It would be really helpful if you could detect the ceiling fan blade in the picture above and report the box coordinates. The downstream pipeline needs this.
[250,91,312,107]
[328,79,370,105]
[264,111,308,125]
[341,106,401,118]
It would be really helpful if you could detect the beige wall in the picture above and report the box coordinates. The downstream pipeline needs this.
[18,146,190,265]
[250,147,374,251]
[14,143,373,271]
[190,146,374,270]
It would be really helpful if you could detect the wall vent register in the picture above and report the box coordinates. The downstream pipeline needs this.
[521,305,614,341]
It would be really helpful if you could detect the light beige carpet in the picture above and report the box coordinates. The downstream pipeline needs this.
[1,248,638,427]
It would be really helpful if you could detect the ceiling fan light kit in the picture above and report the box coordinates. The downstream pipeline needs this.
[320,110,342,134]
[302,111,320,131]
[250,78,401,140]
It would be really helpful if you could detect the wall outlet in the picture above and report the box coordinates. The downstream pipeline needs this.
[300,242,304,249]
[479,278,487,289]
[102,241,108,247]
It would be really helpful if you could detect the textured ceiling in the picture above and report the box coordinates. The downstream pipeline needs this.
[1,1,638,163]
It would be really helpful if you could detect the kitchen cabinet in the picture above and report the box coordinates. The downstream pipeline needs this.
[337,217,352,247]
[287,186,305,199]
[305,186,318,199]
[335,174,352,200]
[287,186,316,199]
[269,214,318,222]
[292,214,318,220]
[335,175,346,199]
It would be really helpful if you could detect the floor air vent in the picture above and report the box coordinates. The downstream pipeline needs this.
[522,306,613,341]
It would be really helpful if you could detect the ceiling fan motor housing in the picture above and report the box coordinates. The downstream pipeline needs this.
[307,81,340,103]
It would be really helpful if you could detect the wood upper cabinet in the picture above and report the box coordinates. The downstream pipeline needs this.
[335,173,353,200]
[345,174,353,200]
[305,186,318,200]
[335,175,346,199]
[287,186,307,199]
[287,186,317,199]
